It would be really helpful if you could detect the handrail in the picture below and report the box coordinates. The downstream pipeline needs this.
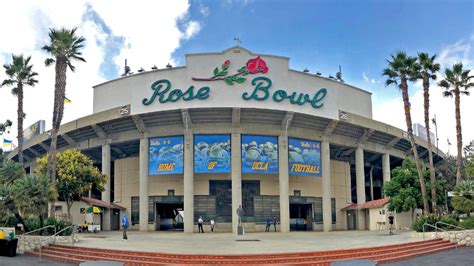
[435,221,466,231]
[18,225,56,237]
[422,223,446,241]
[39,225,75,263]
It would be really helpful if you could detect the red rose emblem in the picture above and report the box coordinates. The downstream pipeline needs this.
[246,56,268,74]
[223,60,231,66]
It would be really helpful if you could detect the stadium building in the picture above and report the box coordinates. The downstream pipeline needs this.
[7,46,443,233]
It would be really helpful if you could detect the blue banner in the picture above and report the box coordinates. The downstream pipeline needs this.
[194,134,231,173]
[149,136,184,175]
[241,135,278,174]
[288,138,321,177]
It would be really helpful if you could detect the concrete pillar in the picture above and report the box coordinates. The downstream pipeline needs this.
[183,132,194,233]
[139,136,149,231]
[382,153,391,184]
[101,143,111,231]
[231,133,242,234]
[355,147,366,230]
[321,140,332,232]
[278,135,290,233]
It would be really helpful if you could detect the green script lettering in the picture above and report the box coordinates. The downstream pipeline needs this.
[142,79,210,105]
[242,77,271,101]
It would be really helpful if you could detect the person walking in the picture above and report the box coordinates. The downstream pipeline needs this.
[272,216,278,232]
[388,213,394,235]
[198,216,205,233]
[210,218,215,233]
[121,213,129,241]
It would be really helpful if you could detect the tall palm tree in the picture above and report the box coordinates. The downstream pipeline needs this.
[411,53,440,212]
[42,27,86,189]
[383,51,430,214]
[1,55,39,164]
[438,63,473,185]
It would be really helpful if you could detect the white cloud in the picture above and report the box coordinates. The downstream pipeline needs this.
[373,36,474,154]
[199,2,210,17]
[362,72,376,84]
[0,0,201,147]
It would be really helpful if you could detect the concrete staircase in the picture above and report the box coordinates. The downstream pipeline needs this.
[25,238,460,265]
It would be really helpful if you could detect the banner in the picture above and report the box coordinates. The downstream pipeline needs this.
[149,136,183,175]
[23,120,45,143]
[241,135,278,174]
[194,134,231,173]
[288,138,321,177]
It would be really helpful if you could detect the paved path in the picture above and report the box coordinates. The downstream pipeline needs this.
[381,246,474,266]
[73,230,423,254]
[0,255,74,266]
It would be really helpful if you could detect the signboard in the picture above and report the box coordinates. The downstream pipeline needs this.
[23,120,45,143]
[413,123,436,145]
[149,136,183,175]
[288,138,321,177]
[194,134,231,173]
[241,135,278,174]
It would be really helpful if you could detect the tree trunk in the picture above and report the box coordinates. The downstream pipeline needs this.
[400,78,430,214]
[454,88,463,185]
[47,57,68,216]
[39,213,44,236]
[67,200,73,222]
[17,83,24,164]
[423,77,437,212]
[7,202,29,232]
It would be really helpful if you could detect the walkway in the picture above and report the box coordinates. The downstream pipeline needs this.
[74,230,422,254]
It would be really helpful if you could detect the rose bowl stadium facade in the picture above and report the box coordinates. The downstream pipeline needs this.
[7,46,443,233]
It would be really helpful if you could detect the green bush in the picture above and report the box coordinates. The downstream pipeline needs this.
[460,217,474,229]
[412,213,459,232]
[45,218,72,236]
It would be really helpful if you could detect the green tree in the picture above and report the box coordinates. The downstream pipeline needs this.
[452,180,474,217]
[383,52,429,214]
[0,160,29,231]
[42,28,86,196]
[411,53,440,212]
[36,149,106,220]
[438,63,473,185]
[13,173,54,233]
[1,55,39,164]
[384,159,423,220]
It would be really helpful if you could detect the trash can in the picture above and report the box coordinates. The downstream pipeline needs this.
[0,238,18,257]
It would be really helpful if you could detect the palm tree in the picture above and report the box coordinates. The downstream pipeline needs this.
[411,53,440,212]
[438,63,473,185]
[13,173,54,234]
[383,51,430,214]
[2,55,39,164]
[0,160,29,231]
[42,27,86,189]
[452,180,474,217]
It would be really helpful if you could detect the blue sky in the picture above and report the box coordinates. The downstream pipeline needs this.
[173,0,473,101]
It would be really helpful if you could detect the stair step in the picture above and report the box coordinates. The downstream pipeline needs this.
[45,238,443,260]
[25,239,459,265]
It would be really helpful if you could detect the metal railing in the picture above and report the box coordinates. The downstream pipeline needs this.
[18,225,56,237]
[422,222,467,241]
[39,225,76,262]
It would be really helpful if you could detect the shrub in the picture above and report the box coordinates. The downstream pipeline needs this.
[45,218,72,236]
[412,213,458,232]
[460,217,474,229]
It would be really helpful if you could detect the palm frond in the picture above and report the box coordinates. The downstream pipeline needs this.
[45,58,55,67]
[442,90,453,97]
[438,80,450,88]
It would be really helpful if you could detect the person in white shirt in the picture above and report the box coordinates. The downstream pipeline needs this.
[210,218,215,232]
[198,216,204,233]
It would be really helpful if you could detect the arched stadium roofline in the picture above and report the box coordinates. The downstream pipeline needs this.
[7,105,445,166]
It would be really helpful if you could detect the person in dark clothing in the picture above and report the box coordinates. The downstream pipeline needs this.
[198,216,204,233]
[388,213,394,235]
[121,213,129,241]
[272,216,278,232]
[265,218,271,232]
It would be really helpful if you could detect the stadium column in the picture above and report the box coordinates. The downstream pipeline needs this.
[139,135,149,231]
[101,143,111,231]
[231,132,242,234]
[321,139,332,232]
[382,153,391,184]
[355,146,366,230]
[183,131,194,233]
[279,135,290,233]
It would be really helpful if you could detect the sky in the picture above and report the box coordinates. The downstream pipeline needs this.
[0,0,473,154]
